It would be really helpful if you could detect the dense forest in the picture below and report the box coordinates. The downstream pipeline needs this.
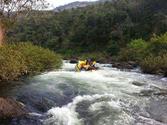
[7,0,167,75]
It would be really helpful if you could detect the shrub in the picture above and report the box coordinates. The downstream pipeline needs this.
[11,43,62,73]
[0,46,27,81]
[118,39,148,62]
[0,43,62,81]
[140,53,167,76]
[118,48,133,61]
[149,33,167,55]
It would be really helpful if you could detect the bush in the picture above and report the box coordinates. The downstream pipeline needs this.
[0,43,62,81]
[149,33,167,55]
[0,46,27,81]
[118,39,148,62]
[118,48,133,61]
[140,53,167,76]
[11,43,62,73]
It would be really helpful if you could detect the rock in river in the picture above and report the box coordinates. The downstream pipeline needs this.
[69,59,78,64]
[0,97,28,118]
[132,81,146,86]
[112,61,137,69]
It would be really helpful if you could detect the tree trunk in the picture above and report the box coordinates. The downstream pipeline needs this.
[0,22,5,46]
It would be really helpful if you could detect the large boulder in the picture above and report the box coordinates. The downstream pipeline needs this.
[0,97,28,118]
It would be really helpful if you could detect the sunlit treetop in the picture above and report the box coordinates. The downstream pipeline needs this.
[0,0,48,19]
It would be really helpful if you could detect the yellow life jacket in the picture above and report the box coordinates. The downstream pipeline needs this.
[92,61,96,66]
[75,60,96,72]
[75,60,88,71]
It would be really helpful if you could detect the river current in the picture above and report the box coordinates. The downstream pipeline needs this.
[1,61,167,125]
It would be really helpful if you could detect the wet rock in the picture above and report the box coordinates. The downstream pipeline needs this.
[112,61,137,69]
[112,62,121,68]
[148,86,167,96]
[139,90,155,96]
[128,61,138,67]
[0,97,27,118]
[11,114,43,125]
[18,93,57,113]
[69,59,78,64]
[153,91,167,96]
[137,115,167,125]
[97,57,113,64]
[132,81,145,86]
[164,72,167,77]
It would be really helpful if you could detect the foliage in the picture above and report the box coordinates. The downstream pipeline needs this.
[106,40,120,56]
[79,52,109,62]
[148,33,167,55]
[118,39,148,61]
[117,32,167,76]
[7,0,167,56]
[0,46,27,81]
[5,0,167,76]
[141,53,167,75]
[0,43,62,81]
[139,33,167,76]
[0,0,47,45]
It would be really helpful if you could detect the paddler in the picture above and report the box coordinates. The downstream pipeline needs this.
[75,58,97,72]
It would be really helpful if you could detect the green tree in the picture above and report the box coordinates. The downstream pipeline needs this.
[0,0,48,45]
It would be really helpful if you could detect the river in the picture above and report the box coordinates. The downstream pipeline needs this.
[0,61,167,125]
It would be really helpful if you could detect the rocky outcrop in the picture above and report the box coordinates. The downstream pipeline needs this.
[0,97,27,118]
[112,61,137,69]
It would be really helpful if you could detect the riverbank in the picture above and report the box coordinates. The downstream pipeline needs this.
[0,43,62,81]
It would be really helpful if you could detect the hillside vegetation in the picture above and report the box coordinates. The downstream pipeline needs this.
[7,0,167,76]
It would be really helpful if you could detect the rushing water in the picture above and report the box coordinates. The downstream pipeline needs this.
[1,61,167,125]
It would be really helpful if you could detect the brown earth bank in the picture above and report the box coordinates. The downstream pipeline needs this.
[0,97,28,119]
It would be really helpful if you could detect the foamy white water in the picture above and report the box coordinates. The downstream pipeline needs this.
[34,61,167,125]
